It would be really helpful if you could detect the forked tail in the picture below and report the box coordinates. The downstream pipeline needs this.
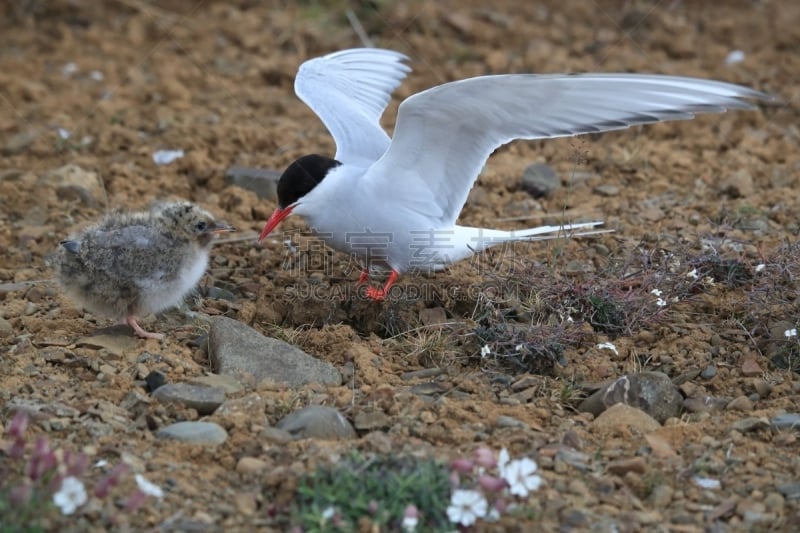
[456,220,609,254]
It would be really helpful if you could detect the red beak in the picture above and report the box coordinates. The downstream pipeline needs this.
[258,206,294,241]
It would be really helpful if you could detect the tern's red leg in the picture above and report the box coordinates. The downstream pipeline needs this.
[365,270,399,301]
[357,269,369,286]
[126,315,165,340]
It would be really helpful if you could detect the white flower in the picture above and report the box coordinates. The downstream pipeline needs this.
[501,457,543,497]
[321,506,336,521]
[447,489,487,526]
[480,345,491,358]
[785,328,797,338]
[655,297,667,307]
[650,288,663,297]
[402,514,418,532]
[755,264,765,273]
[497,448,510,474]
[596,342,618,355]
[135,474,164,498]
[53,476,87,515]
[515,344,523,352]
[687,268,699,279]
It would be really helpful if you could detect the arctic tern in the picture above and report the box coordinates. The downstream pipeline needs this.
[258,48,770,300]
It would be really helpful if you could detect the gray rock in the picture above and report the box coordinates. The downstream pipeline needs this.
[521,162,560,197]
[152,383,226,415]
[225,166,281,201]
[730,417,769,433]
[495,415,527,429]
[156,421,228,445]
[593,184,620,197]
[209,316,341,386]
[555,449,590,471]
[700,365,717,380]
[259,426,294,445]
[276,405,356,440]
[778,482,800,500]
[683,396,731,413]
[578,371,682,423]
[771,413,800,431]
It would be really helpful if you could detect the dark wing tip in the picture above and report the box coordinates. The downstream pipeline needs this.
[59,240,81,253]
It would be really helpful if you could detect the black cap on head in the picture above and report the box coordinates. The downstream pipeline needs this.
[277,154,341,208]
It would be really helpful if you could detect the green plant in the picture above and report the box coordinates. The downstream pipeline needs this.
[286,452,452,532]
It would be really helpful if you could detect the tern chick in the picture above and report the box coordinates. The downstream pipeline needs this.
[50,201,235,339]
[258,48,773,300]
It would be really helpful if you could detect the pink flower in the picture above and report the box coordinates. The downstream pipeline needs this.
[477,474,508,493]
[94,462,130,498]
[402,504,419,531]
[8,411,28,439]
[473,447,497,469]
[124,489,147,513]
[450,457,474,474]
[9,483,32,506]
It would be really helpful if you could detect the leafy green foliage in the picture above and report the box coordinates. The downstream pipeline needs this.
[288,453,452,532]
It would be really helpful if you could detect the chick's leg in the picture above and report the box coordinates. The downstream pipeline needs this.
[126,315,165,340]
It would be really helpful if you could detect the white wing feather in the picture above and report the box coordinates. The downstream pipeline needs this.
[294,48,411,166]
[361,73,771,225]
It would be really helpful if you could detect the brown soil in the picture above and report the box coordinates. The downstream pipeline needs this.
[1,0,799,531]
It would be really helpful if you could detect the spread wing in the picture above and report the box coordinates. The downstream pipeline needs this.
[360,73,772,225]
[294,48,411,166]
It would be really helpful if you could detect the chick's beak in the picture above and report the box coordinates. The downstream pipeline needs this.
[210,221,236,234]
[258,206,294,242]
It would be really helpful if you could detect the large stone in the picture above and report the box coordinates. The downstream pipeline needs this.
[276,405,356,440]
[578,371,682,423]
[42,164,105,207]
[152,383,226,415]
[209,316,341,386]
[156,421,228,445]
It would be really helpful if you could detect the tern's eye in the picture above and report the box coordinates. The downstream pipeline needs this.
[195,221,208,232]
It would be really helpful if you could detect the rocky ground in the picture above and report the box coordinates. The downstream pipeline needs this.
[1,0,800,531]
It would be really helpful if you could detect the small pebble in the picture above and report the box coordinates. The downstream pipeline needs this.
[145,370,168,392]
[236,457,268,475]
[521,162,560,197]
[770,413,800,431]
[741,358,763,377]
[700,365,717,380]
[726,395,754,412]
